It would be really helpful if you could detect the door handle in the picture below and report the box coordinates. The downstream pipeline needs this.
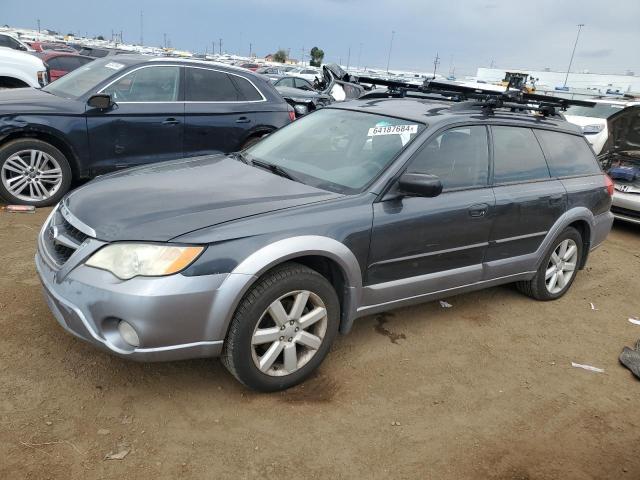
[468,203,489,217]
[162,118,180,125]
[235,116,251,124]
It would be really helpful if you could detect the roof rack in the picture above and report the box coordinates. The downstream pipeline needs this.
[357,76,596,117]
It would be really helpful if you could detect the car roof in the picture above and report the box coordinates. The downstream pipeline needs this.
[328,97,583,134]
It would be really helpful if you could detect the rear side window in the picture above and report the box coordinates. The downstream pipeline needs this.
[233,75,263,101]
[492,126,550,183]
[185,68,241,101]
[535,130,601,177]
[408,125,489,189]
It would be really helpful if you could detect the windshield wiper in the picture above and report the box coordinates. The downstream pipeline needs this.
[229,151,251,164]
[251,159,300,182]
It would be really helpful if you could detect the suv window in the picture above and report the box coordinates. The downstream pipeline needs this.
[407,125,489,189]
[535,130,601,177]
[277,77,295,88]
[185,68,241,101]
[103,66,180,102]
[492,126,550,183]
[233,75,263,101]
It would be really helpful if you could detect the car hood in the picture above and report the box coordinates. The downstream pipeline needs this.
[564,115,607,128]
[600,106,640,158]
[65,155,341,242]
[0,87,83,115]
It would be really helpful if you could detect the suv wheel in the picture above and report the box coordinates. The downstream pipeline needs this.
[222,262,340,392]
[517,227,582,301]
[0,139,72,207]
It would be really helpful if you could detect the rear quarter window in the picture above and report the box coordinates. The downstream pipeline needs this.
[233,75,263,101]
[534,130,601,177]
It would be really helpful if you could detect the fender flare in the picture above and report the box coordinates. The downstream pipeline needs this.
[205,236,363,341]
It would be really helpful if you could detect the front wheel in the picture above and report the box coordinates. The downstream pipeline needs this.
[517,227,582,301]
[0,139,72,207]
[222,262,340,392]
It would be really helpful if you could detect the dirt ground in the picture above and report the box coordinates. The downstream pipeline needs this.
[1,207,640,480]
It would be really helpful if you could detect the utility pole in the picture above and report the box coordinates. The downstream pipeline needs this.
[219,38,222,55]
[163,33,167,48]
[563,23,585,88]
[249,43,253,58]
[301,46,305,66]
[212,41,215,55]
[386,30,395,73]
[139,11,143,46]
[37,18,40,34]
[346,46,351,71]
[432,52,440,78]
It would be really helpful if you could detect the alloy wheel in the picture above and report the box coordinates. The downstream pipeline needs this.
[545,238,578,294]
[1,149,63,202]
[251,290,328,377]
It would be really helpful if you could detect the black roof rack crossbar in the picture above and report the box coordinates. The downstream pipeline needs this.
[356,76,596,116]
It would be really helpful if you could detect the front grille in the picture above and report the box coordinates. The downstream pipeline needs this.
[42,207,91,266]
[611,206,640,219]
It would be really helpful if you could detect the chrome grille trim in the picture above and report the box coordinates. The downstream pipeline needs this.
[41,204,93,268]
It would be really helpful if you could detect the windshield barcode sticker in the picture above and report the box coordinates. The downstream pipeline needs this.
[368,124,418,136]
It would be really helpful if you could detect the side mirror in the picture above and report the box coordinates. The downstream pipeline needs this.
[398,173,443,198]
[87,93,113,110]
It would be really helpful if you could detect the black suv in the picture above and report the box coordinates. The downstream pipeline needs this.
[0,56,292,206]
[36,92,614,391]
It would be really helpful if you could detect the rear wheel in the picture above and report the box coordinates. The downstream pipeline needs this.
[517,227,582,300]
[0,139,72,207]
[222,262,340,392]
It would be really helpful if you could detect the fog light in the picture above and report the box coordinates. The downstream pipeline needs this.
[118,321,140,347]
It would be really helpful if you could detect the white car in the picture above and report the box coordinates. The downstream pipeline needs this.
[564,99,640,155]
[0,47,48,89]
[289,67,321,83]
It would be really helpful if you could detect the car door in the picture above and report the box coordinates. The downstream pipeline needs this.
[183,67,263,156]
[484,125,567,276]
[365,125,495,306]
[85,64,184,173]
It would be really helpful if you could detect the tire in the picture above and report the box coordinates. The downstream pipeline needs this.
[222,262,340,392]
[0,138,72,207]
[241,135,265,150]
[516,227,583,301]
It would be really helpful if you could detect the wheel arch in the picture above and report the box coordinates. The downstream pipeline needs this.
[0,128,81,178]
[0,76,30,88]
[208,236,363,342]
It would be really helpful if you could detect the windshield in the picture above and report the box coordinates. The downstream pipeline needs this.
[43,58,130,99]
[565,103,626,119]
[245,108,425,194]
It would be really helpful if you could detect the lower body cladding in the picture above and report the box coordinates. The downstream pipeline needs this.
[35,252,255,362]
[611,190,640,225]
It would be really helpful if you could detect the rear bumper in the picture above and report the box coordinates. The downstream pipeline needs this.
[36,251,229,361]
[591,211,614,250]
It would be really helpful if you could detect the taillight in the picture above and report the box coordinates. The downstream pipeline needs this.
[287,106,296,122]
[604,174,614,196]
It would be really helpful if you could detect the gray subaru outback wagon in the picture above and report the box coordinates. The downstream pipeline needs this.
[36,92,614,391]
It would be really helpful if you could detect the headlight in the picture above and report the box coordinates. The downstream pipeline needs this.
[37,70,48,87]
[582,124,604,134]
[85,243,204,280]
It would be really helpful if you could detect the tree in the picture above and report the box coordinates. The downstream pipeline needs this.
[309,46,324,67]
[272,49,287,63]
[96,35,105,40]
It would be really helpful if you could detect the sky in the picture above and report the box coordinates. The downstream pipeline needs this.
[3,0,639,77]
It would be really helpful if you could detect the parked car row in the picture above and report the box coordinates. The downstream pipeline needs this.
[0,56,294,206]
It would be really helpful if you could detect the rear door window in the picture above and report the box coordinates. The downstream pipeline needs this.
[491,126,550,183]
[534,130,601,177]
[185,67,241,101]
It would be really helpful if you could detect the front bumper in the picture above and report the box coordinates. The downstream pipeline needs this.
[611,191,640,225]
[36,251,232,361]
